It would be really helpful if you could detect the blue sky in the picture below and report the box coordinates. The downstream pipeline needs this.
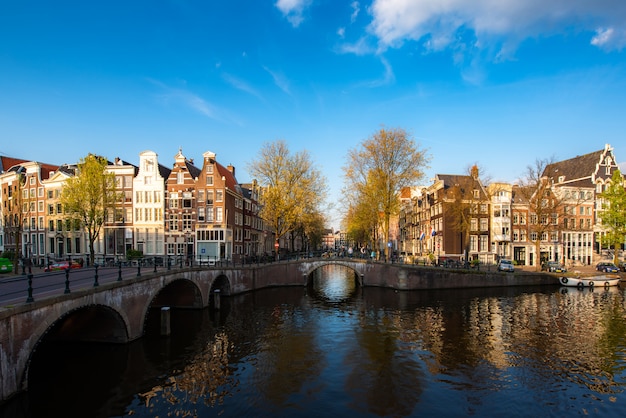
[2,0,626,228]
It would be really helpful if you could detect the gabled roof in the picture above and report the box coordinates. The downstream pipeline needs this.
[215,162,242,194]
[435,173,488,198]
[543,149,602,185]
[158,163,172,180]
[185,160,202,179]
[542,144,618,187]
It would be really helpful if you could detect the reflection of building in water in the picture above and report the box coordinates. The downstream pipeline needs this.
[136,332,233,411]
[391,288,624,396]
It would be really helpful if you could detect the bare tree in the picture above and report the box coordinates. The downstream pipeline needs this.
[343,127,429,260]
[443,165,489,266]
[248,140,327,257]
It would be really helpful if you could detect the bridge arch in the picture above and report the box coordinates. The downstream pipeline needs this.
[22,303,130,394]
[149,279,203,309]
[300,260,367,287]
[209,274,231,296]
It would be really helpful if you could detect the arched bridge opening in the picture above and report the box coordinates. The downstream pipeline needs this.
[304,262,363,288]
[144,279,203,337]
[25,304,129,399]
[305,263,362,304]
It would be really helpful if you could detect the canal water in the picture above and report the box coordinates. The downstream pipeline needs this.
[3,264,626,417]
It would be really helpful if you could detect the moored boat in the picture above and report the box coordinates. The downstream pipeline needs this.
[559,275,620,288]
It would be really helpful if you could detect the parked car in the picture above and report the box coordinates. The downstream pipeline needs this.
[595,262,620,273]
[497,259,515,272]
[541,261,567,273]
[0,257,12,273]
[44,261,82,272]
[619,262,626,272]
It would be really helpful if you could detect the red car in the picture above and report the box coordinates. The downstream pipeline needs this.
[44,261,82,272]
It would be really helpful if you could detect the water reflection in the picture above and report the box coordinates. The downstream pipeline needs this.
[3,268,626,417]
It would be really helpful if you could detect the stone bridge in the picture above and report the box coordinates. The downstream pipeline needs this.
[0,259,554,402]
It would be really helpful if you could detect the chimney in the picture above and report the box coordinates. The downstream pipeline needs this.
[227,164,235,176]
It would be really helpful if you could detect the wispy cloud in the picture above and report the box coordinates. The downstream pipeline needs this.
[275,0,312,28]
[368,0,626,56]
[263,66,291,95]
[148,78,218,119]
[147,78,248,126]
[222,73,264,100]
[350,1,360,23]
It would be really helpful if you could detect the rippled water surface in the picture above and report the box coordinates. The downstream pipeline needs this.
[3,265,626,417]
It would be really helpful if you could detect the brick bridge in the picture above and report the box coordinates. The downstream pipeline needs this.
[0,259,555,402]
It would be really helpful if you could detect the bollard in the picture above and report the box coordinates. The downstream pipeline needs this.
[26,273,34,303]
[167,257,171,270]
[137,264,141,277]
[213,289,221,310]
[94,265,99,287]
[160,307,171,336]
[118,263,122,281]
[154,257,157,273]
[64,268,71,294]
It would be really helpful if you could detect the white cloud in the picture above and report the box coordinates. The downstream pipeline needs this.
[591,27,626,51]
[351,1,360,23]
[368,0,626,54]
[275,0,312,27]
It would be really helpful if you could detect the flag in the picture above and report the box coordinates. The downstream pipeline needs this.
[419,231,425,241]
[430,228,436,237]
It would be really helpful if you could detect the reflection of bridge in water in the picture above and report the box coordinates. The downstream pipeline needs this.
[0,258,554,402]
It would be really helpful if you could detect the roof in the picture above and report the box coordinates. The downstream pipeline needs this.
[215,162,242,194]
[542,144,619,187]
[543,149,603,186]
[0,156,28,173]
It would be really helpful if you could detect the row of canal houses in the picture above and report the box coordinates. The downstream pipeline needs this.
[397,144,623,267]
[0,148,270,266]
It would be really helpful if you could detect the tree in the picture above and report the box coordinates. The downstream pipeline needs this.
[248,140,327,257]
[598,169,626,265]
[343,127,429,260]
[516,158,564,271]
[60,155,119,265]
[342,177,381,251]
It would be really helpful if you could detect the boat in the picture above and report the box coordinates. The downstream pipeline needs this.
[558,274,621,288]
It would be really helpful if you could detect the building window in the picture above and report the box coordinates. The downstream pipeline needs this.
[182,213,192,231]
[177,172,184,184]
[169,193,178,208]
[169,214,178,231]
[183,192,193,208]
